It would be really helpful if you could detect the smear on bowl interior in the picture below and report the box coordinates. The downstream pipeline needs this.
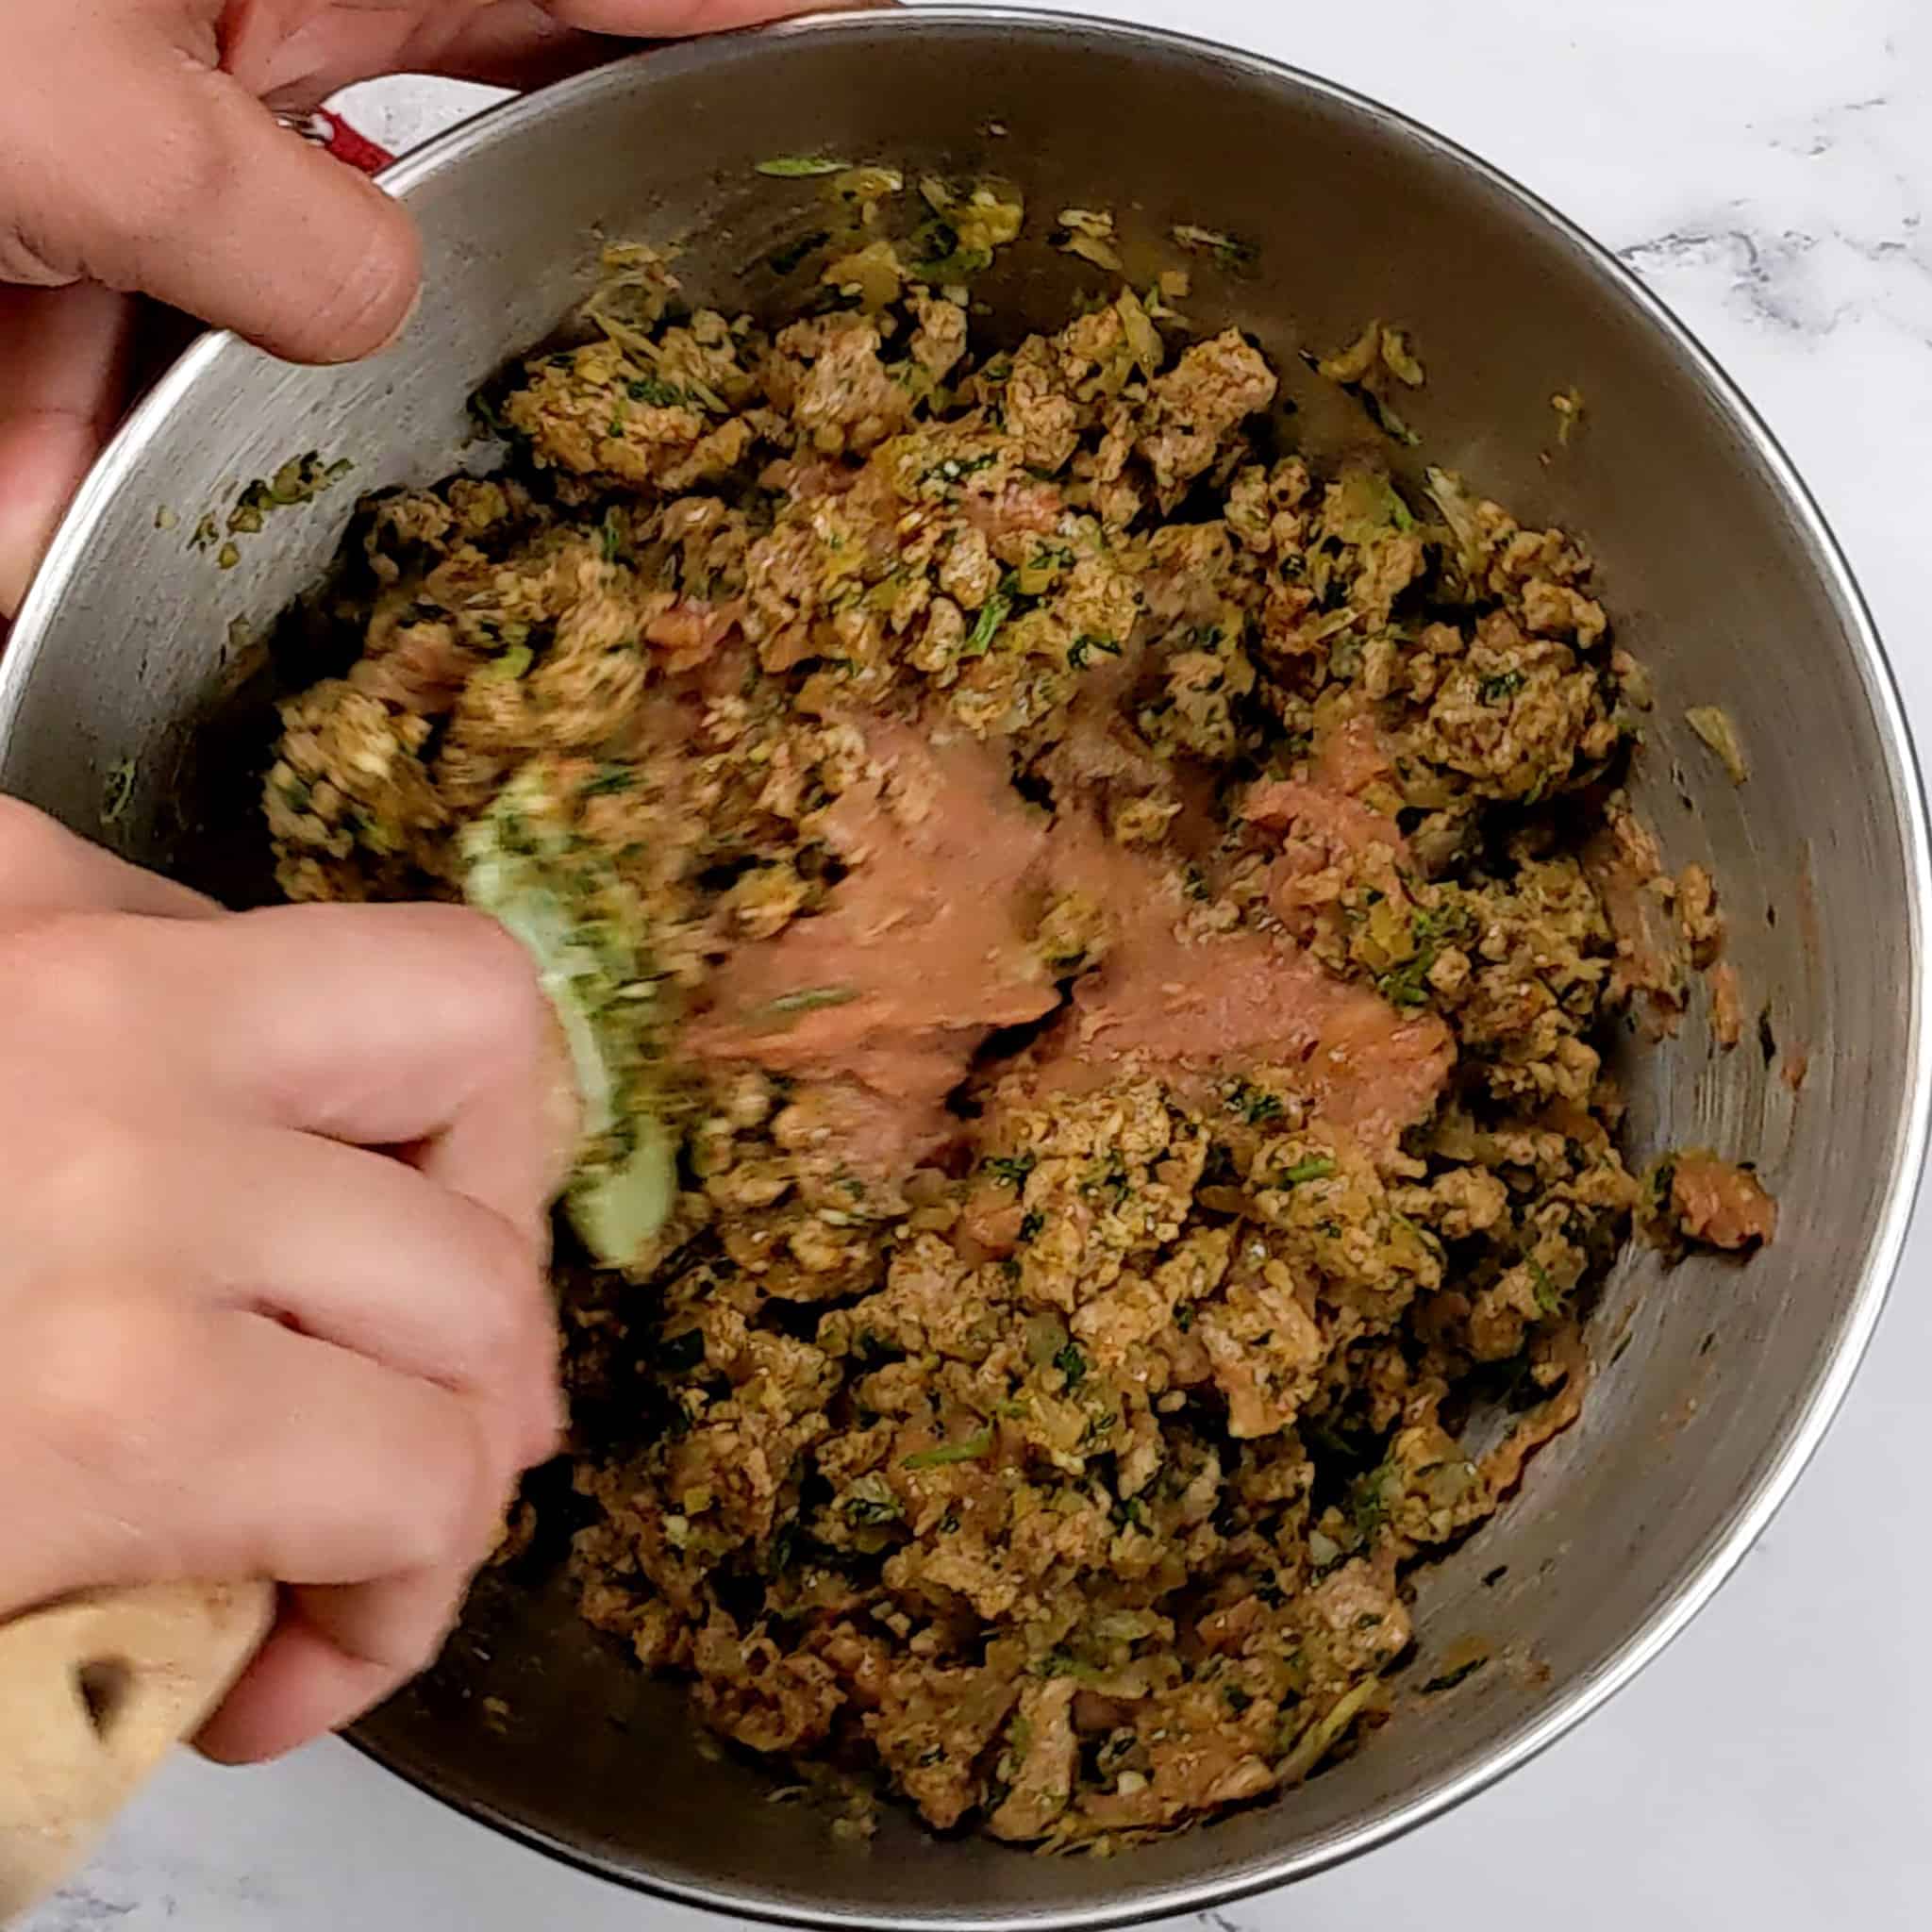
[259,174,1771,1850]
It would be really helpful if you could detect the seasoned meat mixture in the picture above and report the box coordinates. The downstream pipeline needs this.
[263,207,1769,1847]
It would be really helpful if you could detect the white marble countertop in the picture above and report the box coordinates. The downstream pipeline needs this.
[29,1,1932,1925]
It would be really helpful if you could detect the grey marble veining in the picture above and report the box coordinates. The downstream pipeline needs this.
[25,2,1932,1926]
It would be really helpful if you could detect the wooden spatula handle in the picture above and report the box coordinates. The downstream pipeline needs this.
[0,1580,275,1922]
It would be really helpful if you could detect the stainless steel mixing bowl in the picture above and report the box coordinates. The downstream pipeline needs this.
[0,10,1925,1926]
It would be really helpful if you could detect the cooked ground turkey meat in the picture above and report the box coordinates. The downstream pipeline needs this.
[263,236,1770,1848]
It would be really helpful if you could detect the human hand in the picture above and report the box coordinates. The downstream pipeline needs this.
[0,0,845,616]
[0,797,573,1763]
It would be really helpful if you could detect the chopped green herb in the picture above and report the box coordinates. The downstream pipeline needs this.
[1018,1209,1045,1242]
[1053,1341,1088,1390]
[626,375,691,408]
[469,388,506,436]
[1225,1080,1284,1124]
[1349,1458,1399,1540]
[983,1152,1036,1188]
[904,1428,993,1471]
[579,763,637,798]
[1478,670,1525,706]
[964,588,1013,657]
[756,155,855,178]
[760,985,860,1019]
[841,1475,904,1526]
[1358,388,1423,446]
[100,758,137,826]
[928,452,997,487]
[1034,1650,1101,1682]
[1686,705,1749,786]
[600,508,625,563]
[1068,632,1123,671]
[1420,1657,1489,1694]
[763,1522,798,1577]
[1282,1157,1337,1185]
[908,217,993,283]
[1171,224,1257,275]
[1081,1151,1132,1208]
[1528,1257,1564,1317]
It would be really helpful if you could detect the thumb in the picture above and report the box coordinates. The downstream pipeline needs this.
[69,60,420,365]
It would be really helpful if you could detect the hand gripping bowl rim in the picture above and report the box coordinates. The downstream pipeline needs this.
[1,11,1926,1926]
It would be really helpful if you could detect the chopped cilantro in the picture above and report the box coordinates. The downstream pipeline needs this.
[762,985,859,1017]
[842,1487,904,1527]
[1528,1256,1564,1316]
[928,452,997,487]
[1018,1209,1046,1242]
[964,588,1013,657]
[904,1428,993,1471]
[626,375,690,408]
[579,763,637,798]
[1040,1651,1103,1682]
[1225,1080,1284,1124]
[1081,1151,1132,1208]
[1349,1458,1399,1540]
[101,758,137,826]
[983,1152,1036,1188]
[1421,1657,1489,1694]
[1053,1341,1088,1390]
[755,155,853,178]
[908,218,992,283]
[1069,632,1123,671]
[1478,670,1525,706]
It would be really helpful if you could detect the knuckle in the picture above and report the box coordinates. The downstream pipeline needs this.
[438,907,550,1062]
[455,1218,546,1387]
[25,1284,195,1487]
[416,1406,502,1568]
[0,913,135,1042]
[23,1106,154,1234]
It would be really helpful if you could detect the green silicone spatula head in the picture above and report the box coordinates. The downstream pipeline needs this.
[461,761,677,1269]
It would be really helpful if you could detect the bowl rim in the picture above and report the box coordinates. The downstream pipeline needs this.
[7,8,1928,1926]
